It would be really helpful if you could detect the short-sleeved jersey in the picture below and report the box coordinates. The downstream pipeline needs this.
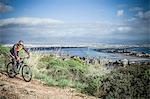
[15,44,24,51]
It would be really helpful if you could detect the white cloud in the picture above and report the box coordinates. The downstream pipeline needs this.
[136,11,144,18]
[0,21,119,38]
[0,16,148,44]
[0,2,13,13]
[117,10,124,17]
[136,10,150,19]
[144,10,150,19]
[117,4,127,8]
[129,7,143,12]
[0,17,64,26]
[127,17,136,22]
[117,26,131,32]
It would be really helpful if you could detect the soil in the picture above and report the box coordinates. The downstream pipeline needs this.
[0,72,96,99]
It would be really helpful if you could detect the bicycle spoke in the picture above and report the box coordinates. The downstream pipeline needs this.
[22,65,32,82]
[7,62,16,78]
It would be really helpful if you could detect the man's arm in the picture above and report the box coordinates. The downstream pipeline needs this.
[13,44,18,59]
[23,47,30,58]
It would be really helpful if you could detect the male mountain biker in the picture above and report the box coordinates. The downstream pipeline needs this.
[10,40,30,68]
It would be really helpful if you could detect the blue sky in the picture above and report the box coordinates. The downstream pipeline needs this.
[0,0,149,44]
[2,0,149,22]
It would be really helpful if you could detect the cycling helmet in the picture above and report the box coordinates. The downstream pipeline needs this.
[18,40,24,45]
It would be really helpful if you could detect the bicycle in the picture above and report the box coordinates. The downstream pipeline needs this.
[7,57,32,82]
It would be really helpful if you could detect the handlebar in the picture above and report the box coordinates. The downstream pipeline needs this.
[20,57,29,60]
[18,57,29,64]
[10,54,30,61]
[10,57,29,62]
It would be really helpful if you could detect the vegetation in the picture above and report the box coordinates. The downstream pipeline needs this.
[0,45,10,55]
[0,45,149,98]
[33,54,88,88]
[0,45,10,70]
[83,64,150,98]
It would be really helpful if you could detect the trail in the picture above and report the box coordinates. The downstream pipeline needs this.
[0,72,96,99]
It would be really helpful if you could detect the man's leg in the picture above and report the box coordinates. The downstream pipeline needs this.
[15,52,20,73]
[16,60,20,68]
[12,60,19,74]
[10,53,16,73]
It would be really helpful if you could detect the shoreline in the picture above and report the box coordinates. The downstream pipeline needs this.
[29,47,150,62]
[93,47,150,59]
[31,50,150,68]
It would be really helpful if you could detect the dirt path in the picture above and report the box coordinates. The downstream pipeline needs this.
[0,72,96,99]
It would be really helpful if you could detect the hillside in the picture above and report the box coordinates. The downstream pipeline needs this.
[0,45,149,99]
[0,72,95,99]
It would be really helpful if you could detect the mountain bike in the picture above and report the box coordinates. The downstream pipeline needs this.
[7,57,32,82]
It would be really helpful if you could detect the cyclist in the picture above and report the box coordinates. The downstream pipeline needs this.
[10,40,30,68]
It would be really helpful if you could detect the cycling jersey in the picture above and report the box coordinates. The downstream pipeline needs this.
[10,43,28,59]
[16,44,23,51]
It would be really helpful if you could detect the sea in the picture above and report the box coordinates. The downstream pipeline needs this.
[31,47,150,62]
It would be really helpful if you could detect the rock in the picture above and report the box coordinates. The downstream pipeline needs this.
[122,59,129,67]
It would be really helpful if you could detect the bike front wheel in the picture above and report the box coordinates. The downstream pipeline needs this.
[22,65,32,82]
[7,62,16,78]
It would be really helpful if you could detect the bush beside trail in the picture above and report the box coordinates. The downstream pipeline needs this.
[82,64,150,99]
[0,45,10,70]
[34,55,88,88]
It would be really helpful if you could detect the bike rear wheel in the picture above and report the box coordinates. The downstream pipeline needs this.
[7,62,16,78]
[22,65,32,82]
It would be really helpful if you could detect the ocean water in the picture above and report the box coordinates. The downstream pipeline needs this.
[128,47,150,54]
[31,47,150,61]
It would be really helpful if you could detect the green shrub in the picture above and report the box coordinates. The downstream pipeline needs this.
[83,64,150,99]
[38,55,87,81]
[34,56,88,88]
[34,70,58,86]
[66,59,87,80]
[0,45,10,55]
[0,45,10,70]
[45,59,70,79]
[57,79,70,88]
[74,81,88,92]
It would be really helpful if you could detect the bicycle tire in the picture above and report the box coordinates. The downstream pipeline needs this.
[22,65,32,82]
[7,62,16,78]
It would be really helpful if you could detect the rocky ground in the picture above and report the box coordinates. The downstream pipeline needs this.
[0,72,96,99]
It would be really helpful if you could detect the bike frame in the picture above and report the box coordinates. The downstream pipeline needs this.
[12,58,27,73]
[16,61,24,73]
